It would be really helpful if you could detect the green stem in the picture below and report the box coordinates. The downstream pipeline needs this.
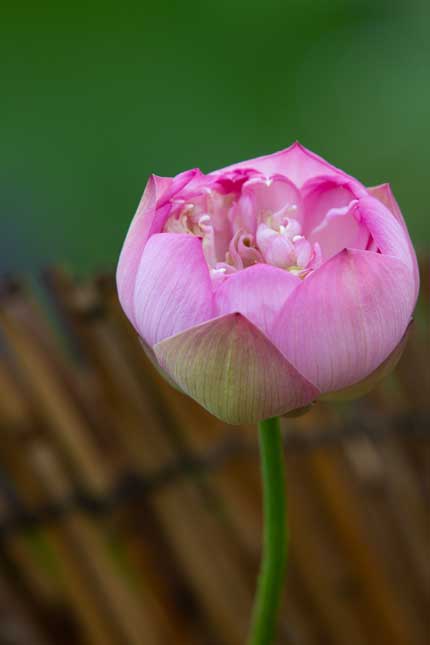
[248,417,288,645]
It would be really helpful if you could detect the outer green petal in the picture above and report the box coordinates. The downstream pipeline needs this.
[154,313,319,425]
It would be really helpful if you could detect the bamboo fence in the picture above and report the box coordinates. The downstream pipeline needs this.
[0,262,428,645]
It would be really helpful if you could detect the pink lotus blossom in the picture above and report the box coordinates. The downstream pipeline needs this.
[116,143,419,424]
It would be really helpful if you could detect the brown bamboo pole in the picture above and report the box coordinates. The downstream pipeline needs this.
[1,427,164,645]
[283,562,331,645]
[285,448,371,645]
[0,309,110,495]
[380,438,430,597]
[33,441,169,645]
[0,446,115,644]
[0,570,50,645]
[307,439,428,645]
[0,362,65,614]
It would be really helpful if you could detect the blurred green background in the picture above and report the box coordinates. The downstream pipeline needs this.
[1,0,429,276]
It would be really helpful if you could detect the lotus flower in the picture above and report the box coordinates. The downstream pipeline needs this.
[117,143,418,424]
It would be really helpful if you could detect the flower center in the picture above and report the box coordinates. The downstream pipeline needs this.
[164,185,321,281]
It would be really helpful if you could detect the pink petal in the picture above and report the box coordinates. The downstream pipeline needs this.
[133,233,214,346]
[214,167,262,194]
[272,248,416,394]
[367,184,420,299]
[156,168,204,206]
[116,176,167,323]
[255,225,296,268]
[154,313,319,424]
[294,237,313,267]
[356,196,418,296]
[216,142,351,187]
[149,174,174,204]
[367,183,406,226]
[308,201,370,261]
[301,175,365,237]
[214,263,301,337]
[242,175,301,216]
[116,170,200,325]
[322,321,413,402]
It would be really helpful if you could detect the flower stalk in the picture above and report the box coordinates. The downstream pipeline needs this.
[248,416,288,645]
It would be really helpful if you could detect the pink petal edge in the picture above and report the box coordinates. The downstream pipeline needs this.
[215,142,352,187]
[367,184,420,300]
[272,248,416,394]
[133,233,214,346]
[214,263,301,339]
[116,170,202,326]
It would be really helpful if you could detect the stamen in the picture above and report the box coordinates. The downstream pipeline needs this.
[198,215,211,229]
[163,181,319,280]
[210,266,227,279]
